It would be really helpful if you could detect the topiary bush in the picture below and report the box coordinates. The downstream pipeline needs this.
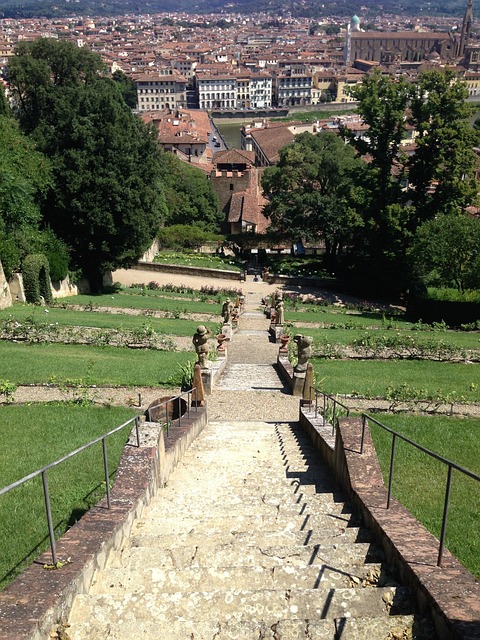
[22,253,53,304]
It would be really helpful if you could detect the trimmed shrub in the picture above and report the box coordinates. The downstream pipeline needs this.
[22,254,53,304]
[157,225,221,251]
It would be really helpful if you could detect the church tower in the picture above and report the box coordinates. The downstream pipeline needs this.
[458,0,473,58]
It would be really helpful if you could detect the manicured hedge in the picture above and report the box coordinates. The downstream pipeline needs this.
[22,253,53,304]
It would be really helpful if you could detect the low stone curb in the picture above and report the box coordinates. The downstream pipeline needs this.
[0,407,208,640]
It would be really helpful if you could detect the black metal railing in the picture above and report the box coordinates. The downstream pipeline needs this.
[0,390,198,567]
[307,386,350,435]
[361,413,480,567]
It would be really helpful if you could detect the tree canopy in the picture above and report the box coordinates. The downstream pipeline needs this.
[8,39,168,291]
[409,214,480,292]
[159,153,222,231]
[261,131,365,270]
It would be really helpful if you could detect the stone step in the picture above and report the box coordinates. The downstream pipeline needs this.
[128,526,371,549]
[68,617,336,639]
[91,561,389,595]
[107,542,379,572]
[69,586,413,626]
[142,497,352,520]
[215,364,286,391]
[67,615,419,640]
[129,513,357,538]
[335,615,416,639]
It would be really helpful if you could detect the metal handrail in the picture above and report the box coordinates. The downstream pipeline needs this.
[307,386,350,435]
[146,388,198,434]
[0,389,198,567]
[0,416,139,567]
[361,413,480,567]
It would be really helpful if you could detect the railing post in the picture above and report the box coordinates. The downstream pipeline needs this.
[315,389,318,418]
[360,414,367,454]
[102,437,111,509]
[135,415,141,447]
[332,400,336,436]
[387,433,397,509]
[187,390,191,417]
[438,465,453,566]
[41,470,58,566]
[165,403,169,435]
[323,393,326,423]
[178,396,182,427]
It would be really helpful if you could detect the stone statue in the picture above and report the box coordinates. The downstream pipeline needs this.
[221,298,234,324]
[275,295,285,325]
[293,334,313,373]
[192,325,212,369]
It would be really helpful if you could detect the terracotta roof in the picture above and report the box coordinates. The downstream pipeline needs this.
[213,149,255,166]
[250,126,295,164]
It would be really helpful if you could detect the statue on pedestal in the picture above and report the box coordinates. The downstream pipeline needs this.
[192,325,212,369]
[221,298,234,324]
[293,334,313,373]
[275,294,285,325]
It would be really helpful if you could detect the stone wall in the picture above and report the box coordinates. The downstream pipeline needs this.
[0,260,12,310]
[132,261,244,282]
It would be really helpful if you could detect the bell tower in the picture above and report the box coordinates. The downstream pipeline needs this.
[458,0,474,58]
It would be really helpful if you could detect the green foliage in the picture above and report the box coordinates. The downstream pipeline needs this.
[262,131,364,271]
[0,114,51,234]
[159,154,222,231]
[341,69,480,297]
[0,379,17,403]
[409,214,480,292]
[408,69,479,221]
[22,253,53,304]
[111,69,137,108]
[8,39,167,292]
[157,225,221,251]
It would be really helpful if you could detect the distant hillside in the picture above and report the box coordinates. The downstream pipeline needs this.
[0,0,467,19]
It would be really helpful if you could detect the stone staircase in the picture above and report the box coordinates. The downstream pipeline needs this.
[67,419,417,639]
[66,290,425,639]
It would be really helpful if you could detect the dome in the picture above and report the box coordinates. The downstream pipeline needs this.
[351,15,360,24]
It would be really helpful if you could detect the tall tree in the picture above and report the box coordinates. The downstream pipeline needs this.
[261,131,365,271]
[8,39,168,291]
[342,71,410,213]
[407,69,479,222]
[409,214,480,292]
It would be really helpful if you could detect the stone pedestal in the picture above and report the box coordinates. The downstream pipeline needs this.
[274,324,284,342]
[222,324,233,340]
[292,372,306,397]
[200,364,213,395]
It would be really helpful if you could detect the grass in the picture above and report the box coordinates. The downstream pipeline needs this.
[153,251,243,272]
[0,341,196,387]
[0,305,219,337]
[0,404,138,588]
[293,326,480,350]
[368,414,480,578]
[62,292,223,315]
[311,358,479,402]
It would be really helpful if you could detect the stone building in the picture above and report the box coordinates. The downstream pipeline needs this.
[135,71,187,111]
[210,149,269,234]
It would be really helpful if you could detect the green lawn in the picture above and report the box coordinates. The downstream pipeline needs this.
[0,341,195,387]
[0,305,220,337]
[312,358,479,402]
[0,405,137,588]
[63,292,223,315]
[369,414,480,578]
[296,326,480,350]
